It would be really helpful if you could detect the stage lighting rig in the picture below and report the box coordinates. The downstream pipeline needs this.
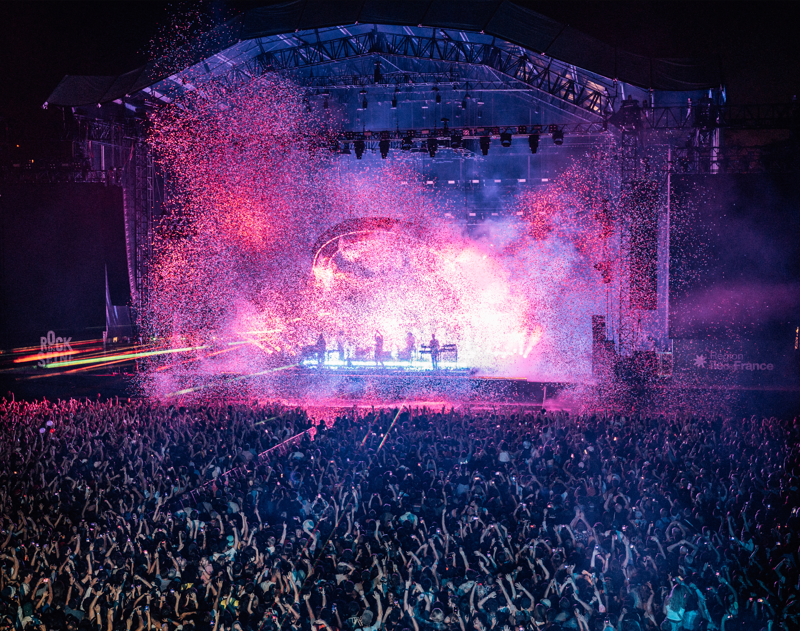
[479,135,491,156]
[552,129,564,145]
[379,138,390,159]
[500,131,512,147]
[354,139,365,159]
[528,134,539,154]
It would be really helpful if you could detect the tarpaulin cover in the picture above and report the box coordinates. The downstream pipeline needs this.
[47,0,721,106]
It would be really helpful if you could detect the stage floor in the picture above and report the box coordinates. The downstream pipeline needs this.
[0,365,565,404]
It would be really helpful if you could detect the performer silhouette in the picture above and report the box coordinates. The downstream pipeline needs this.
[336,331,346,362]
[404,331,416,363]
[429,333,440,369]
[374,331,385,367]
[315,334,326,367]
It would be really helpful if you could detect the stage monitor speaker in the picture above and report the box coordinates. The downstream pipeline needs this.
[627,180,658,310]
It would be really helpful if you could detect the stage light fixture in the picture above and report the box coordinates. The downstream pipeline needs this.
[391,97,397,109]
[450,133,463,149]
[479,135,491,156]
[401,136,414,151]
[528,133,539,154]
[362,98,368,109]
[354,140,365,159]
[427,138,438,158]
[433,86,441,104]
[500,132,512,147]
[379,139,390,159]
[553,129,564,145]
[462,98,467,110]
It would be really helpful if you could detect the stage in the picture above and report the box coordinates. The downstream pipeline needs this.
[0,362,565,405]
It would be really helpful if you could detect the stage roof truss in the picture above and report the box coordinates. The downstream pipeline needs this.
[146,24,633,122]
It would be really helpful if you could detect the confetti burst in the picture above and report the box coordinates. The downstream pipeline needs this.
[139,70,627,401]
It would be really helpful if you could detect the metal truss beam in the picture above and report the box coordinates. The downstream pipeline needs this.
[631,102,799,132]
[297,74,527,92]
[173,30,609,119]
[670,144,800,174]
[337,122,606,141]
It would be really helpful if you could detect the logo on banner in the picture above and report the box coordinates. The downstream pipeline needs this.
[691,350,773,372]
[39,331,74,367]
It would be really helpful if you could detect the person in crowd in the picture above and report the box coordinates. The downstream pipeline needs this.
[0,397,797,631]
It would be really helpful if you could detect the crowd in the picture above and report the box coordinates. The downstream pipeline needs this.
[0,397,798,631]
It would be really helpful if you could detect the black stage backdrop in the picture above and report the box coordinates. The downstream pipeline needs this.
[670,173,800,342]
[0,183,129,350]
[670,173,800,388]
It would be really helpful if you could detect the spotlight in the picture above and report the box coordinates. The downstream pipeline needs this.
[427,138,438,158]
[500,131,512,148]
[401,136,414,151]
[433,86,441,104]
[450,133,463,149]
[379,139,390,159]
[362,98,368,109]
[528,133,539,154]
[479,135,490,156]
[391,97,397,109]
[552,129,564,145]
[354,140,365,159]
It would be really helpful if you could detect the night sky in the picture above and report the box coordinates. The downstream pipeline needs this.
[0,1,798,158]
